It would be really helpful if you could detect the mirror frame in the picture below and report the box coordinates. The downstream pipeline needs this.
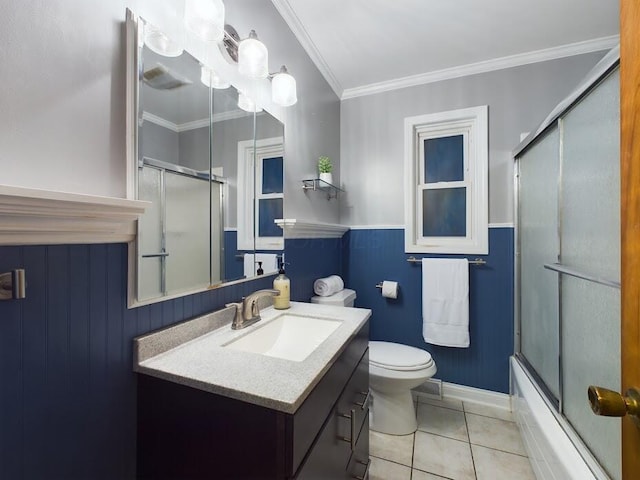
[125,9,283,308]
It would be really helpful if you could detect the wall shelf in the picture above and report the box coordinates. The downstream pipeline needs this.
[302,179,344,200]
[0,184,150,245]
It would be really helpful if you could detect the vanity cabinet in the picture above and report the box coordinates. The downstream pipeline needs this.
[137,320,369,479]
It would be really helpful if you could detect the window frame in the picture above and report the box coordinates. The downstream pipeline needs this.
[404,106,488,254]
[237,136,284,251]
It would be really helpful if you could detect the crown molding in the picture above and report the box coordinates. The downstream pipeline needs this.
[142,109,257,133]
[0,185,149,245]
[275,219,349,239]
[142,111,178,132]
[270,0,344,98]
[342,35,619,100]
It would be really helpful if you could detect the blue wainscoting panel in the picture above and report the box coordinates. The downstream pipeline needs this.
[0,243,274,480]
[285,238,344,302]
[343,228,514,393]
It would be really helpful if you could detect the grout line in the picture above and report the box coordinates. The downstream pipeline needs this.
[411,424,416,479]
[469,442,530,459]
[414,429,470,445]
[464,412,478,479]
[412,466,455,479]
[369,453,413,469]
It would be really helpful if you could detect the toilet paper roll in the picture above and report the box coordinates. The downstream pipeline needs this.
[381,281,399,299]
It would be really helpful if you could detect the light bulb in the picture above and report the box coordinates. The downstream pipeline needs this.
[272,66,297,107]
[144,24,183,57]
[200,66,231,89]
[238,92,263,113]
[238,30,268,79]
[185,0,225,43]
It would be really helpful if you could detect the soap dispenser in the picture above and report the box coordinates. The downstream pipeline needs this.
[273,264,290,309]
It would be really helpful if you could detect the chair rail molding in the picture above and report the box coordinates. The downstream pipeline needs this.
[275,219,349,239]
[0,184,149,245]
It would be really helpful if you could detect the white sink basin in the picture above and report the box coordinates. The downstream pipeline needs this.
[223,313,341,362]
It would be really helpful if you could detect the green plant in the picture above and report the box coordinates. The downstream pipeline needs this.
[318,156,332,173]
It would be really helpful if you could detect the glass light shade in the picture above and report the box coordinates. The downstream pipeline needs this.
[238,92,263,113]
[185,0,225,43]
[238,31,268,78]
[144,24,183,57]
[200,66,230,89]
[272,68,297,107]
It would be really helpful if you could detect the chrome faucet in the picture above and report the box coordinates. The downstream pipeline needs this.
[226,289,280,330]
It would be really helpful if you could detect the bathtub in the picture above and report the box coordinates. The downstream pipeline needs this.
[511,357,608,480]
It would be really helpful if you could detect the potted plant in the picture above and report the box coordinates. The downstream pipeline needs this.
[318,156,333,185]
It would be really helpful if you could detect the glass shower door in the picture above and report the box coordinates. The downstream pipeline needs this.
[164,171,211,295]
[558,69,620,480]
[518,128,561,401]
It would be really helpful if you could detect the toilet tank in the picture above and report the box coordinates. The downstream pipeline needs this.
[310,289,357,307]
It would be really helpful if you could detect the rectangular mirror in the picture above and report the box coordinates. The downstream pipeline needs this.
[126,11,285,306]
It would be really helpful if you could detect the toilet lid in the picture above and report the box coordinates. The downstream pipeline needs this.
[369,341,434,371]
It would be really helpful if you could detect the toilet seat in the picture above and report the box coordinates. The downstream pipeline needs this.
[369,341,434,372]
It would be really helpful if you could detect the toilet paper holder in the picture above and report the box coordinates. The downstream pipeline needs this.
[375,282,398,290]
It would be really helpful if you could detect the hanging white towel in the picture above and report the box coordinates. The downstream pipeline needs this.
[255,253,279,275]
[243,253,279,277]
[313,275,344,296]
[422,258,469,348]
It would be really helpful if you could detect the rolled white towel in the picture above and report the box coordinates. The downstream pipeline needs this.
[313,275,344,297]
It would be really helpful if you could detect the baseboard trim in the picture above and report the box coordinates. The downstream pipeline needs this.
[414,381,511,410]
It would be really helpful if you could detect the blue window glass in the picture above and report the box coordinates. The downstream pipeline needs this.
[424,135,464,183]
[259,198,283,237]
[422,188,466,237]
[262,156,283,194]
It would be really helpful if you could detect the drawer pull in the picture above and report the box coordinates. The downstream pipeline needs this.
[352,458,371,480]
[338,408,357,451]
[355,390,370,410]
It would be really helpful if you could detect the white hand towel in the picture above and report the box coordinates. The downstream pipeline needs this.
[255,253,279,275]
[422,258,469,348]
[313,275,344,297]
[244,253,279,277]
[243,253,256,278]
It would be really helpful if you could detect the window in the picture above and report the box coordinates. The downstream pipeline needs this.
[237,136,284,250]
[404,106,488,254]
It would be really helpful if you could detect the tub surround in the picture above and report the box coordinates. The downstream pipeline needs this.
[134,301,371,413]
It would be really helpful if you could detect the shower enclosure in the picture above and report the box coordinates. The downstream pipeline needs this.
[137,158,223,300]
[515,50,620,479]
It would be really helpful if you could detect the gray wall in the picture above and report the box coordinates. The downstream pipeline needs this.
[224,0,342,225]
[140,121,178,164]
[179,126,210,171]
[340,52,607,226]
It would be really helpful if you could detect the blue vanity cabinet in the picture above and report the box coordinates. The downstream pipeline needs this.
[136,320,369,479]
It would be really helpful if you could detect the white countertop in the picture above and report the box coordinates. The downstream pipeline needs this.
[134,302,371,414]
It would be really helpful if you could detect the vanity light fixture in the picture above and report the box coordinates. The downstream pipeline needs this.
[185,0,226,43]
[238,30,269,79]
[271,66,297,107]
[221,26,298,107]
[144,23,183,57]
[200,65,231,89]
[237,91,263,113]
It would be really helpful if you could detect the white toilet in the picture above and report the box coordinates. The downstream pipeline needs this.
[311,289,438,436]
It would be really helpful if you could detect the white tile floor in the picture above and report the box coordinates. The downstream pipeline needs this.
[369,397,537,480]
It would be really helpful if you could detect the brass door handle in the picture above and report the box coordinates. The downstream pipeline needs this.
[588,386,640,419]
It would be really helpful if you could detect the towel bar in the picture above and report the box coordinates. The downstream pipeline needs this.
[406,256,486,266]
